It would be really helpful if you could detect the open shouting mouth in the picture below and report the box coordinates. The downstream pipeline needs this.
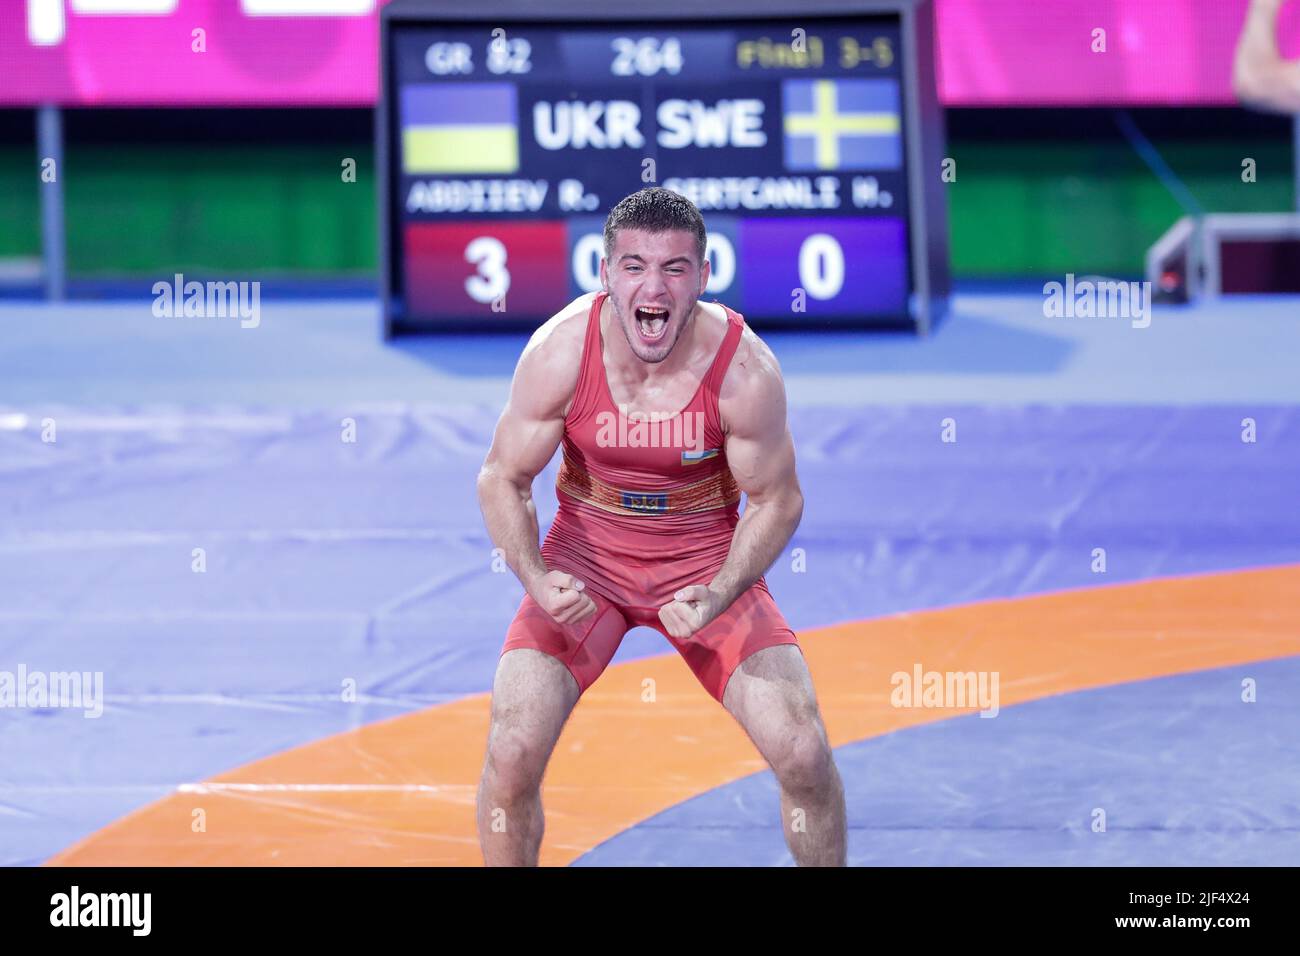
[634,305,670,343]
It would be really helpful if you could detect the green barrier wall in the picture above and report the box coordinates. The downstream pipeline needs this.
[0,115,1294,279]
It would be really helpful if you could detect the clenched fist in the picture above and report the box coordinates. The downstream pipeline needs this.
[658,584,724,640]
[532,570,597,626]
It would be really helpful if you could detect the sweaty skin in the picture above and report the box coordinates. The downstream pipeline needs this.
[476,227,803,638]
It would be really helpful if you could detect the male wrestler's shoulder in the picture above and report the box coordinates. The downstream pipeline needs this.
[517,292,598,388]
[715,305,785,409]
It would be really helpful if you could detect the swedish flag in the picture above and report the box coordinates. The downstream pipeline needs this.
[782,78,901,171]
[401,83,519,174]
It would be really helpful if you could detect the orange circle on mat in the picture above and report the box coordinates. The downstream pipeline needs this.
[48,564,1300,866]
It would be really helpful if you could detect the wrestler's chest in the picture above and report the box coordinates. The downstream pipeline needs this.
[603,366,702,418]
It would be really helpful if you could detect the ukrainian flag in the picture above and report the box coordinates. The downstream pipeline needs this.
[401,83,519,174]
[782,78,901,171]
[681,448,720,466]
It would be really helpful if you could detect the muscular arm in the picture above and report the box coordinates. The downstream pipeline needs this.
[709,337,803,608]
[659,331,803,641]
[1234,0,1300,113]
[477,299,596,623]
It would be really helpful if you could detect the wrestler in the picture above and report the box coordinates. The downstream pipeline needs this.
[475,187,846,866]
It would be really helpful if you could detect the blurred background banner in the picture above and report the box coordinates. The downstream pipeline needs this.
[5,0,381,106]
[937,0,1300,105]
[4,0,1298,107]
[1,0,1296,291]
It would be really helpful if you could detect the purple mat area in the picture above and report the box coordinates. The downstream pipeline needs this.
[1,405,1297,864]
[573,657,1300,866]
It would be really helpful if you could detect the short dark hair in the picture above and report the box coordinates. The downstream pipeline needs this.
[603,187,707,267]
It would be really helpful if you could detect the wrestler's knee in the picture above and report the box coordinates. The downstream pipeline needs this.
[483,727,548,799]
[771,726,835,793]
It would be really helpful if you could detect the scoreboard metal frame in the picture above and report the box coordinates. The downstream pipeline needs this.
[379,0,948,336]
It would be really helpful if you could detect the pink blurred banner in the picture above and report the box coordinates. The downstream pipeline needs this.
[2,0,1299,106]
[1,0,386,105]
[936,0,1300,105]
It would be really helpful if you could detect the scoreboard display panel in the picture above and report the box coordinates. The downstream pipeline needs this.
[380,0,948,334]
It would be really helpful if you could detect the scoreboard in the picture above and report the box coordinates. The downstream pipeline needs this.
[379,0,948,334]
